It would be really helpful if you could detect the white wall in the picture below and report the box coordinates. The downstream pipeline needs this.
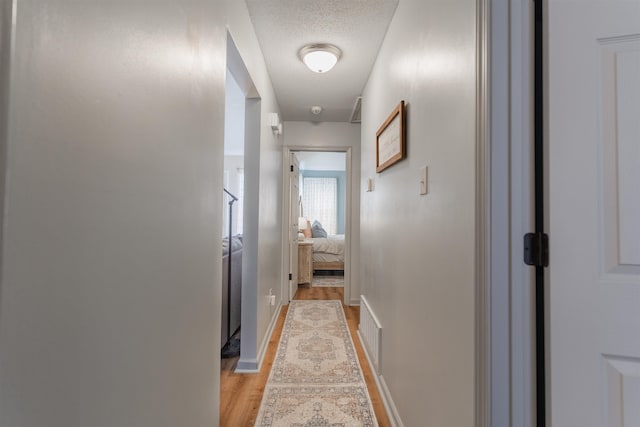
[359,0,477,426]
[0,0,10,277]
[296,151,346,171]
[0,0,284,424]
[223,155,244,237]
[283,122,361,304]
[0,1,227,426]
[224,69,245,157]
[222,71,244,238]
[226,1,284,371]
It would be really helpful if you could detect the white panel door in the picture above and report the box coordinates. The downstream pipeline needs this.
[548,1,640,426]
[289,153,300,302]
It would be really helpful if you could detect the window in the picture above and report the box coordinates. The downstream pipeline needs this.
[222,171,230,238]
[237,168,244,235]
[302,177,337,235]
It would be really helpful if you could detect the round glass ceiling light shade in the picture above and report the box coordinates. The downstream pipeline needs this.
[299,44,342,73]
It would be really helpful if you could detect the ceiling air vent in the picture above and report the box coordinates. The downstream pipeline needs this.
[350,96,362,123]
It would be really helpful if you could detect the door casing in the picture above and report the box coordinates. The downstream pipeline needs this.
[281,146,353,306]
[479,0,536,426]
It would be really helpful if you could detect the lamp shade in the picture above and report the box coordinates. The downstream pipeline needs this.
[298,217,307,231]
[299,44,341,73]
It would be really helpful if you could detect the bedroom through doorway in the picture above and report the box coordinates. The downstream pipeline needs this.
[287,150,350,303]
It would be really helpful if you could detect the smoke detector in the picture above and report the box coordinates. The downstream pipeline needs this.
[311,106,323,115]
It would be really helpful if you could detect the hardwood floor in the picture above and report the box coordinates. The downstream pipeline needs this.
[219,285,391,426]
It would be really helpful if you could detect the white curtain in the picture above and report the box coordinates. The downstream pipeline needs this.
[302,177,337,235]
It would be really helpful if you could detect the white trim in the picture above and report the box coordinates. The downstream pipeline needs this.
[508,0,535,425]
[344,148,353,306]
[281,146,353,306]
[475,0,490,425]
[281,148,292,303]
[482,0,536,425]
[357,331,404,427]
[235,303,283,373]
[288,152,300,302]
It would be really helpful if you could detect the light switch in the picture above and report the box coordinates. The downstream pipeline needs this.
[420,166,428,195]
[366,177,374,192]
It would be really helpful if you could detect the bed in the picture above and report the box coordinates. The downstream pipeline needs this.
[311,234,344,272]
[302,220,345,272]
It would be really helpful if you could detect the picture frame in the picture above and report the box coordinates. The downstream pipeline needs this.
[376,100,406,173]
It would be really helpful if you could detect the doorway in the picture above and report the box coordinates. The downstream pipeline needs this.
[221,33,262,370]
[221,67,244,358]
[283,147,353,305]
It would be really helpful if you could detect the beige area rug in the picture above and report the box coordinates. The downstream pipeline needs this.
[254,300,378,426]
[311,275,345,287]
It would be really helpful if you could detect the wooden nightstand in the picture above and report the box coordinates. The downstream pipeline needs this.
[297,240,313,285]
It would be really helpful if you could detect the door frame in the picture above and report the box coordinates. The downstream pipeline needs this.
[479,0,536,426]
[281,146,353,306]
[288,152,300,302]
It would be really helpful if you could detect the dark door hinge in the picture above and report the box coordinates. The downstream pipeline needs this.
[524,232,549,267]
[288,273,293,280]
[290,165,294,172]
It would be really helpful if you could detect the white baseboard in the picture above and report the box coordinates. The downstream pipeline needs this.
[357,330,405,427]
[235,303,283,373]
[349,299,360,306]
[378,375,405,427]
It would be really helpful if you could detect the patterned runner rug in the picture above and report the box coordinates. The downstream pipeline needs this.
[311,275,345,287]
[255,300,378,426]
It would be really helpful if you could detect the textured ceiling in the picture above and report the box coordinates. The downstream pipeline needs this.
[245,0,399,122]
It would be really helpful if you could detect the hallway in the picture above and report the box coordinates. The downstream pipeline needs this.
[0,1,480,426]
[220,287,391,426]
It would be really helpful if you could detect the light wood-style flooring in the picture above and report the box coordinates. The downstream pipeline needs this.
[220,285,391,426]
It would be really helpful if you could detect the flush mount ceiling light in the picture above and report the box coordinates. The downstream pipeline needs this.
[298,44,342,73]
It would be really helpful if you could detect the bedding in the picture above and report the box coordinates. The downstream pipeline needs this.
[311,234,344,255]
[302,221,345,271]
[311,234,344,271]
[311,220,328,238]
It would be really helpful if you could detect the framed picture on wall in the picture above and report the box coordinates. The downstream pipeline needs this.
[376,100,406,173]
